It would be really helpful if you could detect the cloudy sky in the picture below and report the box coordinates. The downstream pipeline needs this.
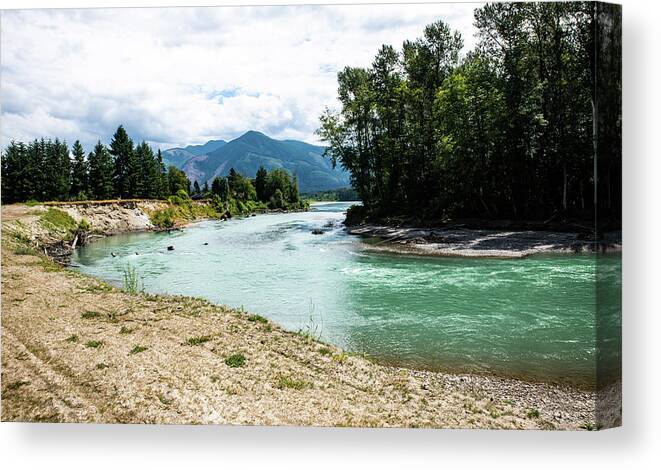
[1,3,482,151]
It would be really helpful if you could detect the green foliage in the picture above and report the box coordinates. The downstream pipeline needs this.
[85,340,103,349]
[224,353,246,368]
[122,264,143,294]
[167,166,190,196]
[66,334,79,343]
[303,188,358,202]
[39,208,77,233]
[275,375,307,390]
[88,141,115,200]
[78,218,91,231]
[129,345,148,355]
[247,314,268,324]
[70,140,89,197]
[150,207,176,228]
[526,408,541,419]
[318,6,621,224]
[81,311,101,319]
[186,335,211,346]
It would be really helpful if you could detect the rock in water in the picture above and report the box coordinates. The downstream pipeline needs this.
[167,245,175,251]
[311,229,324,235]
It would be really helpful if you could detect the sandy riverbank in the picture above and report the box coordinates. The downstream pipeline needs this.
[348,224,622,259]
[1,203,619,428]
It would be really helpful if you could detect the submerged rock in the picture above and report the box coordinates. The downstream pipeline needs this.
[167,245,175,251]
[311,229,324,235]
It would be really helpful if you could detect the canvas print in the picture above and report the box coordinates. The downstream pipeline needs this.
[0,2,621,429]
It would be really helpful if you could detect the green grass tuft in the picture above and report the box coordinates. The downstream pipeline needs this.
[81,311,101,319]
[247,314,268,324]
[526,408,541,419]
[318,347,333,356]
[275,375,307,390]
[85,340,103,349]
[65,334,79,343]
[224,353,246,368]
[129,345,148,355]
[186,335,212,346]
[119,326,134,334]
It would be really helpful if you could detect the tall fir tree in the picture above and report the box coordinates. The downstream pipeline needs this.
[109,125,135,198]
[88,141,115,200]
[70,140,89,199]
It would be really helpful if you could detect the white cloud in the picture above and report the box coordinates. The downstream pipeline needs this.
[0,3,481,151]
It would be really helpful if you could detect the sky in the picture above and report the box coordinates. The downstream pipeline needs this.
[0,3,482,151]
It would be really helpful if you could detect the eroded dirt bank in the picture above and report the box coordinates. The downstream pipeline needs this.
[1,203,615,429]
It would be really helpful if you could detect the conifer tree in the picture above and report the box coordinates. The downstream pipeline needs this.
[70,140,89,199]
[88,141,115,200]
[109,125,135,198]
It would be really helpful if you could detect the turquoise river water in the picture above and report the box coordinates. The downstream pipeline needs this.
[72,202,621,387]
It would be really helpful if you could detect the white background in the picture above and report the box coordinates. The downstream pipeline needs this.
[1,0,659,469]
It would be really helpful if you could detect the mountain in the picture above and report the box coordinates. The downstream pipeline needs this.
[163,131,351,193]
[162,139,226,168]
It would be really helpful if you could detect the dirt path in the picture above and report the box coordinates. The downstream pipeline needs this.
[1,204,602,428]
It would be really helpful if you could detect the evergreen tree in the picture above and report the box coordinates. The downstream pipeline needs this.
[88,141,115,200]
[255,166,268,202]
[203,180,209,194]
[109,125,136,198]
[135,141,160,198]
[70,140,89,199]
[193,180,201,195]
[155,149,168,198]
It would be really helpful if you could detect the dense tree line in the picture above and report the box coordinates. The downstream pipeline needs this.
[1,125,189,203]
[318,2,621,224]
[2,125,306,214]
[208,165,305,212]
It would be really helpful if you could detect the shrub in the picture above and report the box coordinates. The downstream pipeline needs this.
[150,208,176,228]
[78,218,91,231]
[344,204,368,226]
[85,340,103,349]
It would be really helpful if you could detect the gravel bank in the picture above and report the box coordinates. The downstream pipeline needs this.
[348,224,622,258]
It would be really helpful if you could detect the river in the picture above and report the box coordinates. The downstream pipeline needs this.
[72,201,621,387]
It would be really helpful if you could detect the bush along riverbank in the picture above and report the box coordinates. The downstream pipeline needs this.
[0,202,618,429]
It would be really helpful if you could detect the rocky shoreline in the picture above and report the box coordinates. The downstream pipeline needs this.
[348,223,622,258]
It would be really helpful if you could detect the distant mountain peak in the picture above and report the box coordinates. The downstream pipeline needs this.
[162,131,350,193]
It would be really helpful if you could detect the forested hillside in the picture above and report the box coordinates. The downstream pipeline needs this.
[1,125,306,214]
[318,2,621,226]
